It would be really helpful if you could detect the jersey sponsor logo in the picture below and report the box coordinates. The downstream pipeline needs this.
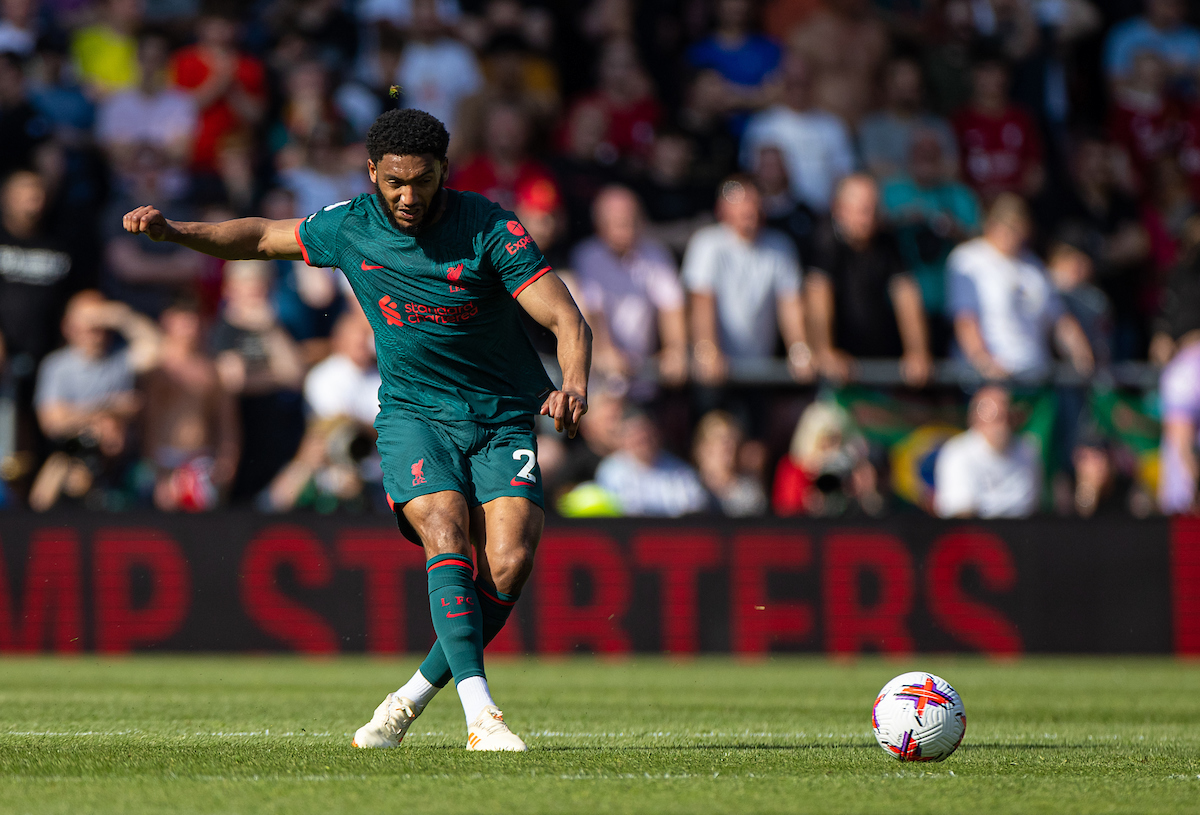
[362,260,385,270]
[402,301,479,325]
[506,220,525,236]
[411,458,427,486]
[505,234,533,255]
[379,295,405,326]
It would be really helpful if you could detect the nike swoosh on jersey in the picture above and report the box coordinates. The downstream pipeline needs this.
[362,261,385,270]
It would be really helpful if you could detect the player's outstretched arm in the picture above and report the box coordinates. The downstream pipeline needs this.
[516,271,591,438]
[122,206,304,261]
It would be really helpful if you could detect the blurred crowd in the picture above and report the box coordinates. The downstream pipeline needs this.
[4,0,1200,518]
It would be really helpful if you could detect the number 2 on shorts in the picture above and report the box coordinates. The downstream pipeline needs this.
[512,449,537,482]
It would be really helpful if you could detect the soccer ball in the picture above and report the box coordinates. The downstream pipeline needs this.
[872,672,966,762]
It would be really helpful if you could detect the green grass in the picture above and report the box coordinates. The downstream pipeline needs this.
[0,657,1198,814]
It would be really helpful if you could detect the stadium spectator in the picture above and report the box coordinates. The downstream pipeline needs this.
[934,385,1040,518]
[0,169,79,487]
[692,409,767,517]
[772,400,880,517]
[633,130,714,258]
[265,309,382,512]
[952,55,1044,202]
[101,147,206,318]
[1104,0,1200,87]
[922,0,977,117]
[1035,133,1148,360]
[30,290,161,510]
[550,100,620,245]
[1153,224,1200,513]
[451,101,557,213]
[686,0,782,129]
[168,9,266,171]
[751,142,817,261]
[0,51,49,180]
[28,34,96,146]
[451,33,561,163]
[95,29,198,175]
[806,174,932,387]
[141,299,239,511]
[210,260,306,502]
[573,185,688,393]
[561,37,660,166]
[0,0,39,57]
[1047,233,1114,369]
[676,70,741,194]
[947,194,1093,380]
[70,0,141,96]
[681,174,811,386]
[1108,51,1183,190]
[740,52,855,212]
[277,122,368,221]
[787,0,889,127]
[880,128,982,342]
[394,0,482,141]
[858,56,957,181]
[1068,428,1134,518]
[594,407,709,517]
[541,388,625,507]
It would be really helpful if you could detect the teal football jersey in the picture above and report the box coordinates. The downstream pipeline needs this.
[296,190,555,424]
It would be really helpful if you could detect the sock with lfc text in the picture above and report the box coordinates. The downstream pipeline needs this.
[417,582,519,689]
[425,554,486,689]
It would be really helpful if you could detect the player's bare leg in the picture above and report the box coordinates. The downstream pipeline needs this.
[378,496,542,750]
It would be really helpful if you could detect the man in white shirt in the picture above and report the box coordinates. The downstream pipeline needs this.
[681,174,812,386]
[947,193,1093,380]
[573,185,688,391]
[393,0,481,137]
[304,310,381,424]
[740,53,855,213]
[934,385,1040,518]
[594,409,709,517]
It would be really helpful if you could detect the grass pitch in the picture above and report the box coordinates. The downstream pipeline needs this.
[1,656,1198,814]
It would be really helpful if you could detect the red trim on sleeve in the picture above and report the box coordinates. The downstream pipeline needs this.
[294,220,313,266]
[512,266,552,298]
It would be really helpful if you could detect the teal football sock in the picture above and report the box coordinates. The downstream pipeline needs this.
[424,554,485,683]
[419,581,518,688]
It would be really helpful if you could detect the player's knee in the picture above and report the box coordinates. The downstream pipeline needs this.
[418,518,471,558]
[488,545,536,594]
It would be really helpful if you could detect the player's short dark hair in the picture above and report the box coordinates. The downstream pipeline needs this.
[366,109,450,164]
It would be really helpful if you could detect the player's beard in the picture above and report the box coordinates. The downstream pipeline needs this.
[376,181,446,237]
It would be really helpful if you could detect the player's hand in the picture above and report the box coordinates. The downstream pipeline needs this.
[541,388,587,438]
[122,206,175,242]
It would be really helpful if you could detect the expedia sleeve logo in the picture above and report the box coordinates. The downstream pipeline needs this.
[504,220,532,255]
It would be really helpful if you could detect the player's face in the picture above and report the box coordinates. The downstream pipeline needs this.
[369,153,447,235]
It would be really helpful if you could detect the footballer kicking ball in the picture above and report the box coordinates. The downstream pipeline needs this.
[872,672,966,762]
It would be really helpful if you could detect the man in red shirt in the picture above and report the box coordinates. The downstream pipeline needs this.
[169,11,265,172]
[451,102,558,213]
[952,57,1043,203]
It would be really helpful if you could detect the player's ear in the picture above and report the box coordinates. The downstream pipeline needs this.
[439,159,449,184]
[367,159,377,184]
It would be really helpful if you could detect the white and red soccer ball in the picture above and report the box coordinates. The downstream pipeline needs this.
[872,672,966,762]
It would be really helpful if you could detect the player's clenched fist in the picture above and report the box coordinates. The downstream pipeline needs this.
[122,206,174,242]
[540,389,587,438]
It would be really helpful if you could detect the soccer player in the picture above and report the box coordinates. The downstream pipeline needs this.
[122,109,591,752]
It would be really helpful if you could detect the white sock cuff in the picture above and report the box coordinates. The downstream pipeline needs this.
[397,670,439,712]
[456,675,496,723]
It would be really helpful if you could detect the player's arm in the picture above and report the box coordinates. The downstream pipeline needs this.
[516,271,592,438]
[122,205,304,261]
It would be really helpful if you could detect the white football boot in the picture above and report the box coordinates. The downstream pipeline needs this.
[465,706,527,752]
[352,693,419,748]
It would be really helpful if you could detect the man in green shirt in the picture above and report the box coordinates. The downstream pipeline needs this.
[123,109,591,752]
